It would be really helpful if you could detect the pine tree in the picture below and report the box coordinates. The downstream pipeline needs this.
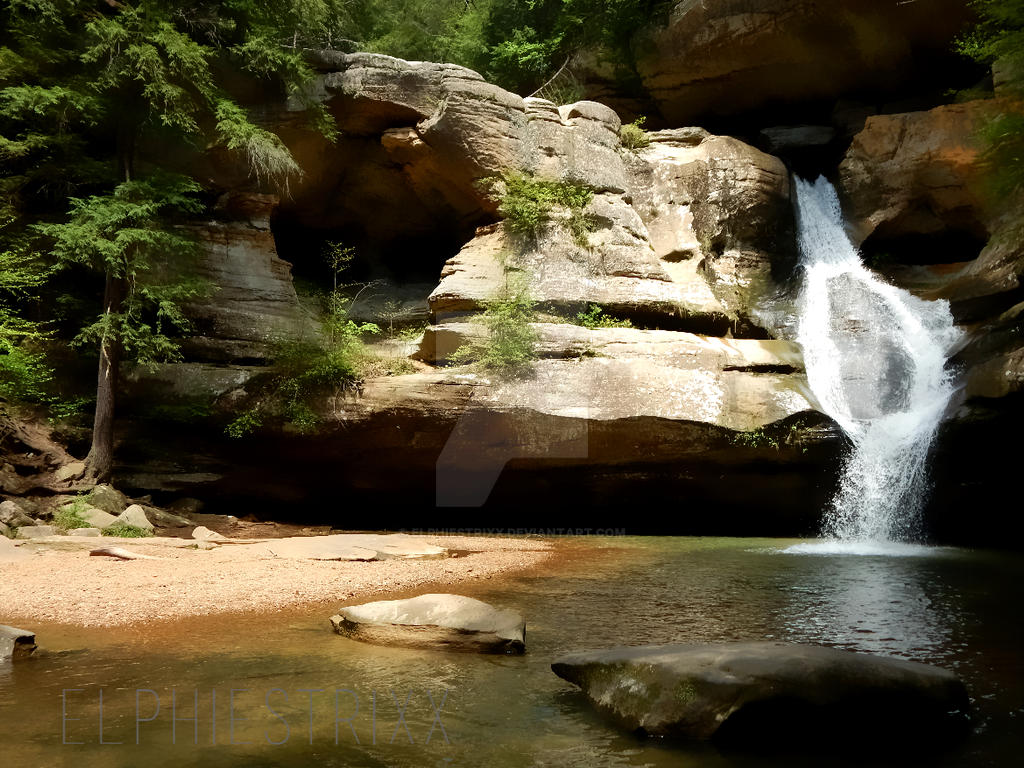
[1,0,333,481]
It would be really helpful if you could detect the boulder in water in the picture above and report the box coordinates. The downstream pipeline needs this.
[0,625,36,661]
[330,594,526,654]
[551,642,970,748]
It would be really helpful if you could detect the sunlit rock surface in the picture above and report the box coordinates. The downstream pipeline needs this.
[331,593,525,653]
[839,102,988,245]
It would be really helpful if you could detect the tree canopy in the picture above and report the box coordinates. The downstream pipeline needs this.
[0,0,335,478]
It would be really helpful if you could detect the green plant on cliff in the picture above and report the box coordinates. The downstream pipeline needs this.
[958,0,1024,206]
[226,244,379,437]
[496,170,595,246]
[730,428,780,450]
[450,278,539,376]
[619,116,650,151]
[574,303,634,329]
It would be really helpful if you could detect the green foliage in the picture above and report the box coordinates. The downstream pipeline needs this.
[731,428,781,450]
[359,355,418,377]
[226,246,380,437]
[0,1,337,462]
[35,174,207,365]
[0,343,51,403]
[240,1,671,96]
[496,170,595,245]
[620,116,650,151]
[0,218,53,405]
[225,407,263,439]
[102,522,152,538]
[958,0,1024,206]
[54,501,91,531]
[452,280,539,375]
[958,0,1024,89]
[479,1,673,94]
[574,304,634,329]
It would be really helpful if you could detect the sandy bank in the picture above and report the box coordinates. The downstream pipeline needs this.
[0,533,553,628]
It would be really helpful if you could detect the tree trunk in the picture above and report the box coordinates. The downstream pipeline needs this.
[84,271,125,483]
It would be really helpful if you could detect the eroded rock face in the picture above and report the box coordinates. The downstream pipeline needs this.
[839,102,988,245]
[278,54,795,336]
[330,594,525,653]
[414,323,809,432]
[635,0,973,126]
[183,193,310,363]
[626,130,794,320]
[552,642,970,745]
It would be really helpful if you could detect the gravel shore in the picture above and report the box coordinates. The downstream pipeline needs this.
[0,534,554,628]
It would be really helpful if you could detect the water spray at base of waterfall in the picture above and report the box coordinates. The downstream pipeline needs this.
[787,177,960,550]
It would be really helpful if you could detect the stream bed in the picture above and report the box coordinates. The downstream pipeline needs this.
[1,536,1021,767]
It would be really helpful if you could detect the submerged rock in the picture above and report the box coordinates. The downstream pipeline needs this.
[330,594,526,654]
[0,625,36,661]
[551,642,970,747]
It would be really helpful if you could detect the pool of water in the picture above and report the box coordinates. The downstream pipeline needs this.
[2,537,1022,767]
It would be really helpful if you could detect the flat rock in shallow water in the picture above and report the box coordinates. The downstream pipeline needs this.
[0,625,36,661]
[330,594,526,654]
[551,642,970,747]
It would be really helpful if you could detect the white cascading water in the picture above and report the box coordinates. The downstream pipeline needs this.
[793,177,960,544]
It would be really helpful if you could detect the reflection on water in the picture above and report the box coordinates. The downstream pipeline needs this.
[0,537,1021,768]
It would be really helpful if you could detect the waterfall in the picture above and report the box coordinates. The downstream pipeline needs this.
[793,177,960,543]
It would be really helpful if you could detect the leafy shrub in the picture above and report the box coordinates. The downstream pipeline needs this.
[102,522,152,538]
[496,170,595,245]
[574,304,634,329]
[359,357,418,377]
[0,341,52,404]
[620,116,650,151]
[451,281,539,375]
[54,504,92,531]
[226,249,380,437]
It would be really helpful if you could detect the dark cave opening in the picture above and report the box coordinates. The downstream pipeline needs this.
[269,133,490,302]
[859,229,987,267]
